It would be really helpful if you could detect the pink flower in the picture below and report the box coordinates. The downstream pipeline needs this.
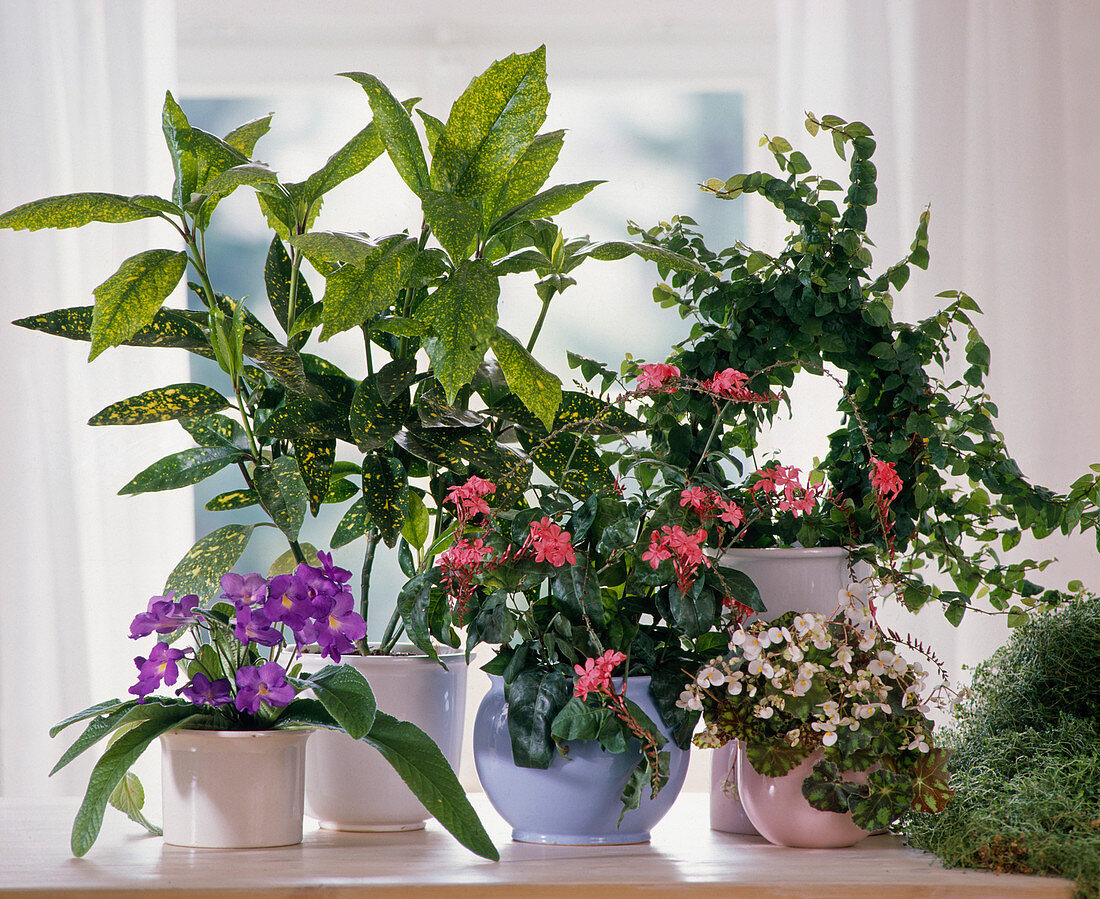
[680,485,712,514]
[573,649,628,700]
[439,538,493,617]
[752,465,821,518]
[637,363,680,392]
[871,458,902,501]
[445,476,496,523]
[644,525,711,593]
[717,498,744,527]
[528,517,577,567]
[702,368,770,403]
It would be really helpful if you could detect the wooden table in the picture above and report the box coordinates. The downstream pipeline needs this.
[1,794,1073,897]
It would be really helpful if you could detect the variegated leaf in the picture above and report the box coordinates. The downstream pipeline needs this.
[490,327,561,431]
[264,236,315,337]
[205,489,259,511]
[361,454,408,548]
[395,425,514,476]
[294,437,336,515]
[119,446,248,495]
[88,384,229,426]
[350,378,410,452]
[0,192,160,231]
[340,72,429,196]
[332,497,370,549]
[253,455,307,540]
[516,431,615,500]
[422,190,480,261]
[484,130,565,225]
[164,524,257,602]
[319,235,418,340]
[90,249,189,360]
[180,413,247,450]
[223,114,273,157]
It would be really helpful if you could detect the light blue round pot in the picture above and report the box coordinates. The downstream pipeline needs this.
[473,674,690,844]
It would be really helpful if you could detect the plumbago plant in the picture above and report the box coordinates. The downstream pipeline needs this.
[0,46,694,654]
[398,379,768,818]
[49,554,496,859]
[679,583,954,832]
[630,112,1081,625]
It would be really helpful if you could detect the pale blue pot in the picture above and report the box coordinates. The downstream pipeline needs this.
[473,674,690,844]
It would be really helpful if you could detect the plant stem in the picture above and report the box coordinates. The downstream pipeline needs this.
[691,400,731,479]
[378,604,404,654]
[525,286,556,354]
[357,533,381,649]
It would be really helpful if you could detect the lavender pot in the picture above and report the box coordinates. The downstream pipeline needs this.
[473,674,689,844]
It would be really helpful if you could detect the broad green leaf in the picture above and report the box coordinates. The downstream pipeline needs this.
[490,327,561,431]
[90,249,189,360]
[375,358,419,404]
[267,543,320,577]
[13,305,211,356]
[51,704,138,775]
[205,489,259,511]
[253,455,307,541]
[88,384,229,426]
[288,301,323,338]
[50,698,133,738]
[332,497,370,548]
[181,126,250,193]
[340,72,429,196]
[301,120,386,200]
[549,698,617,743]
[371,316,430,337]
[180,412,246,449]
[200,163,280,200]
[0,193,159,231]
[108,772,162,836]
[668,577,717,639]
[517,431,615,499]
[488,181,603,236]
[223,114,273,157]
[422,190,481,261]
[583,240,707,275]
[294,438,336,516]
[320,235,419,340]
[552,392,644,435]
[505,668,572,768]
[396,568,445,662]
[162,91,198,207]
[119,446,247,495]
[485,130,564,224]
[431,46,548,199]
[164,524,256,602]
[401,490,430,550]
[395,425,515,476]
[351,378,410,452]
[243,333,331,402]
[416,388,485,428]
[291,230,379,268]
[362,711,499,860]
[70,706,200,856]
[551,558,606,626]
[413,258,499,402]
[297,664,376,740]
[362,454,408,547]
[416,109,446,155]
[265,236,310,335]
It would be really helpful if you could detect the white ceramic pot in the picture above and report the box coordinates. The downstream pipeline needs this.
[301,645,467,831]
[709,546,852,834]
[160,728,312,849]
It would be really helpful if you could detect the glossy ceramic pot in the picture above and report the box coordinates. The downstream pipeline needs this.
[160,728,312,848]
[300,646,467,831]
[736,742,870,848]
[473,674,689,844]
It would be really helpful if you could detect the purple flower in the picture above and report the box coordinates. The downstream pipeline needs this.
[129,592,199,639]
[219,572,269,607]
[128,642,188,702]
[295,563,339,614]
[264,573,317,645]
[317,551,353,586]
[234,661,296,714]
[313,589,367,663]
[178,672,232,707]
[233,603,284,647]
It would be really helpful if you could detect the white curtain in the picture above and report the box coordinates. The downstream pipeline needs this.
[0,0,188,797]
[772,0,1100,679]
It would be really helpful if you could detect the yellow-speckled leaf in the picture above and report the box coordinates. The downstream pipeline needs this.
[253,455,307,541]
[332,497,370,549]
[0,193,160,231]
[13,306,213,357]
[268,544,321,577]
[517,431,614,500]
[90,249,189,360]
[422,191,480,261]
[490,327,561,431]
[340,73,429,196]
[119,446,248,495]
[164,524,257,603]
[205,489,259,511]
[361,454,408,548]
[488,181,603,238]
[301,118,385,200]
[320,235,418,340]
[89,384,229,426]
[395,425,515,477]
[553,392,643,435]
[243,334,330,402]
[484,130,564,225]
[370,316,430,338]
[294,438,336,515]
[223,114,273,158]
[351,378,410,452]
[413,259,499,402]
[431,47,548,199]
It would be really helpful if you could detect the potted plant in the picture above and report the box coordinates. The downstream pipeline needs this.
[50,554,496,857]
[680,585,953,848]
[1,46,692,832]
[398,371,764,843]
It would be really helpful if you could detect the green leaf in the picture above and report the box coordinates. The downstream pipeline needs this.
[88,384,229,426]
[362,454,408,547]
[243,333,332,403]
[13,306,211,358]
[0,193,160,230]
[119,446,247,495]
[668,577,717,639]
[490,327,562,431]
[50,699,134,739]
[108,772,162,836]
[50,703,138,775]
[584,240,707,275]
[253,455,307,541]
[396,568,445,662]
[205,489,259,511]
[431,46,548,199]
[89,249,189,360]
[162,91,197,207]
[489,181,602,236]
[292,230,380,267]
[265,236,314,336]
[361,711,499,860]
[416,109,446,155]
[395,425,516,476]
[164,524,256,602]
[376,358,419,404]
[714,566,765,613]
[422,191,481,261]
[296,664,376,740]
[223,114,273,157]
[371,316,431,337]
[552,392,644,435]
[319,235,419,339]
[401,490,431,550]
[517,431,615,500]
[180,412,246,449]
[551,559,606,626]
[301,119,388,200]
[295,438,336,516]
[71,706,199,856]
[350,377,411,452]
[505,668,573,769]
[200,163,280,200]
[340,72,429,196]
[484,130,565,224]
[413,258,499,402]
[267,543,320,577]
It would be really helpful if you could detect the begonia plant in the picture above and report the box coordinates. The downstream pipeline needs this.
[50,554,497,859]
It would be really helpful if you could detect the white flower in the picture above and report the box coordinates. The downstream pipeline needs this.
[811,629,833,651]
[891,655,910,676]
[907,736,930,753]
[755,705,775,719]
[740,634,764,660]
[726,674,745,696]
[789,673,813,696]
[696,666,726,688]
[792,613,818,636]
[729,628,749,648]
[764,626,785,646]
[858,633,877,652]
[830,646,854,674]
[676,689,703,711]
[747,657,774,678]
[819,700,840,722]
[867,658,887,677]
[786,728,802,747]
[783,642,805,664]
[811,720,838,746]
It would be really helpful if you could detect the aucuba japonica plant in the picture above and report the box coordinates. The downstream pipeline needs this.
[630,112,1084,625]
[681,583,954,833]
[49,555,497,860]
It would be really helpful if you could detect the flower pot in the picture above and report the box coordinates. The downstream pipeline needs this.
[160,728,312,849]
[735,742,870,848]
[473,674,689,844]
[300,645,467,831]
[709,546,852,834]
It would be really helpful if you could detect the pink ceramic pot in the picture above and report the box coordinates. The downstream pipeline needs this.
[735,742,870,848]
